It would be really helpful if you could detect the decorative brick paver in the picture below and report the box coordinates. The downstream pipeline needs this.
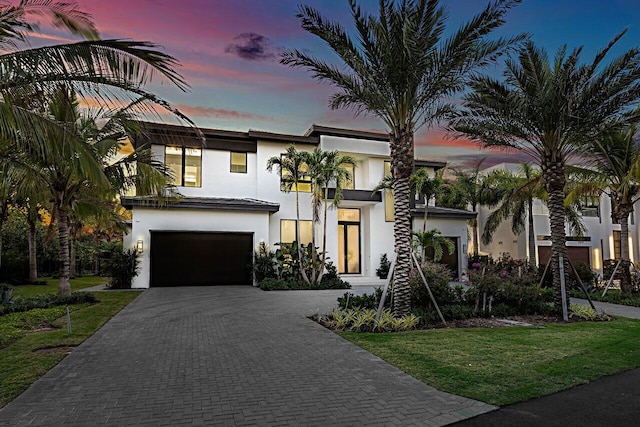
[0,287,496,426]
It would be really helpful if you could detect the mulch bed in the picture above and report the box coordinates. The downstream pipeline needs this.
[33,345,76,355]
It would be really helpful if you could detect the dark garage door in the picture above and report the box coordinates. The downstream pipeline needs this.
[150,232,253,286]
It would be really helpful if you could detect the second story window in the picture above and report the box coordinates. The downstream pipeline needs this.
[340,162,355,190]
[280,155,311,192]
[384,161,394,221]
[579,195,600,218]
[165,146,201,187]
[230,152,247,173]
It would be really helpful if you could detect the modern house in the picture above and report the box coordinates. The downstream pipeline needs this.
[477,162,639,276]
[122,122,474,288]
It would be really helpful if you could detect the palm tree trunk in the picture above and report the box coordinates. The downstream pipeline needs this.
[317,187,329,283]
[69,221,76,277]
[618,204,633,294]
[544,163,569,315]
[528,199,536,266]
[28,219,38,282]
[295,188,310,284]
[0,223,3,271]
[57,204,72,296]
[390,130,414,317]
[471,217,480,257]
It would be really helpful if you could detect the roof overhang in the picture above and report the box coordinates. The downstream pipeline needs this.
[411,206,476,219]
[121,196,279,213]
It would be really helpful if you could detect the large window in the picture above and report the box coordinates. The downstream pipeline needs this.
[280,155,311,192]
[340,162,355,190]
[230,152,247,173]
[579,195,600,218]
[280,219,313,245]
[165,146,201,187]
[613,230,622,260]
[384,161,394,221]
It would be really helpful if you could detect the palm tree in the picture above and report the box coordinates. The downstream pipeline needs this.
[0,1,194,162]
[568,124,640,294]
[410,167,444,232]
[438,159,503,257]
[267,145,312,284]
[0,162,19,270]
[305,148,356,282]
[282,0,522,315]
[481,163,543,264]
[412,228,454,263]
[24,87,177,295]
[452,34,640,313]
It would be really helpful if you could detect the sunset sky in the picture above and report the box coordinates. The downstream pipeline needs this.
[33,0,640,167]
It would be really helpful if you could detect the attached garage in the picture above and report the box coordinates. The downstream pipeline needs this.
[150,232,253,286]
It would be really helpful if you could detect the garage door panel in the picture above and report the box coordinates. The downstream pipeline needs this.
[538,246,590,267]
[151,232,252,286]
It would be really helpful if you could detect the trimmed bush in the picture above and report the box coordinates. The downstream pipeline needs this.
[258,277,350,291]
[104,248,140,289]
[0,292,97,316]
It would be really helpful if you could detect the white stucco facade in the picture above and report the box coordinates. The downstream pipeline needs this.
[124,123,473,287]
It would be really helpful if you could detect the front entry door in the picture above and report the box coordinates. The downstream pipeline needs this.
[338,208,361,274]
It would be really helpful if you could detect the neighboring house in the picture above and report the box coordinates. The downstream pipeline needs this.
[122,122,474,288]
[478,162,639,276]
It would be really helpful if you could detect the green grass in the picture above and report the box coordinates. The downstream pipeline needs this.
[340,318,640,406]
[0,290,139,409]
[10,276,109,297]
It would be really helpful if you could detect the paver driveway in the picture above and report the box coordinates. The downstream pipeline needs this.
[0,286,495,426]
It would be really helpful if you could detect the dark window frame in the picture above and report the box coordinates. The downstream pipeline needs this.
[164,146,202,187]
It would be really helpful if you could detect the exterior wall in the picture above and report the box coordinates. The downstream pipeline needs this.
[479,162,640,277]
[128,208,270,288]
[131,130,471,284]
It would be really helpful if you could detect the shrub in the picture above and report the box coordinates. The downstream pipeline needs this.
[252,242,277,282]
[314,308,420,332]
[258,276,350,291]
[0,292,97,316]
[338,287,391,310]
[103,247,140,289]
[410,262,457,308]
[376,253,391,279]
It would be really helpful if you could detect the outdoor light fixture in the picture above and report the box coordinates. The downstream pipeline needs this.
[136,240,144,253]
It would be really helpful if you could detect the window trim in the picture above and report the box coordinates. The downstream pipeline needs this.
[230,151,247,174]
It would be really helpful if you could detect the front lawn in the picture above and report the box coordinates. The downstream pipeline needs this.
[0,286,138,409]
[10,276,108,297]
[341,318,640,406]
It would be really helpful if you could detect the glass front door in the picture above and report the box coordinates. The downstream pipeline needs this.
[337,208,361,274]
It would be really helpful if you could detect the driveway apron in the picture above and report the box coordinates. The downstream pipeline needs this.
[0,287,495,426]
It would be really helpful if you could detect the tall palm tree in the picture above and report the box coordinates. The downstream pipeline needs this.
[282,0,522,315]
[438,159,503,257]
[24,87,176,295]
[0,1,194,162]
[568,124,640,294]
[305,148,356,282]
[481,163,543,264]
[410,167,444,232]
[453,34,640,313]
[0,161,19,270]
[266,145,312,284]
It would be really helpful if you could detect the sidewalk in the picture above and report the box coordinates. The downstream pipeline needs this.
[571,297,640,319]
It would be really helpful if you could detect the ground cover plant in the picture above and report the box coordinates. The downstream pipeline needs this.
[341,317,640,405]
[0,277,138,408]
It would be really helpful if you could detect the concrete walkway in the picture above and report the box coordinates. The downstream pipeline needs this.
[571,297,640,319]
[0,287,494,426]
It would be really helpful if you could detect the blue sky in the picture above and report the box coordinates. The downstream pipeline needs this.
[53,1,640,166]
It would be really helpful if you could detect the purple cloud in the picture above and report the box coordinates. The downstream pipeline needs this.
[225,32,278,61]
